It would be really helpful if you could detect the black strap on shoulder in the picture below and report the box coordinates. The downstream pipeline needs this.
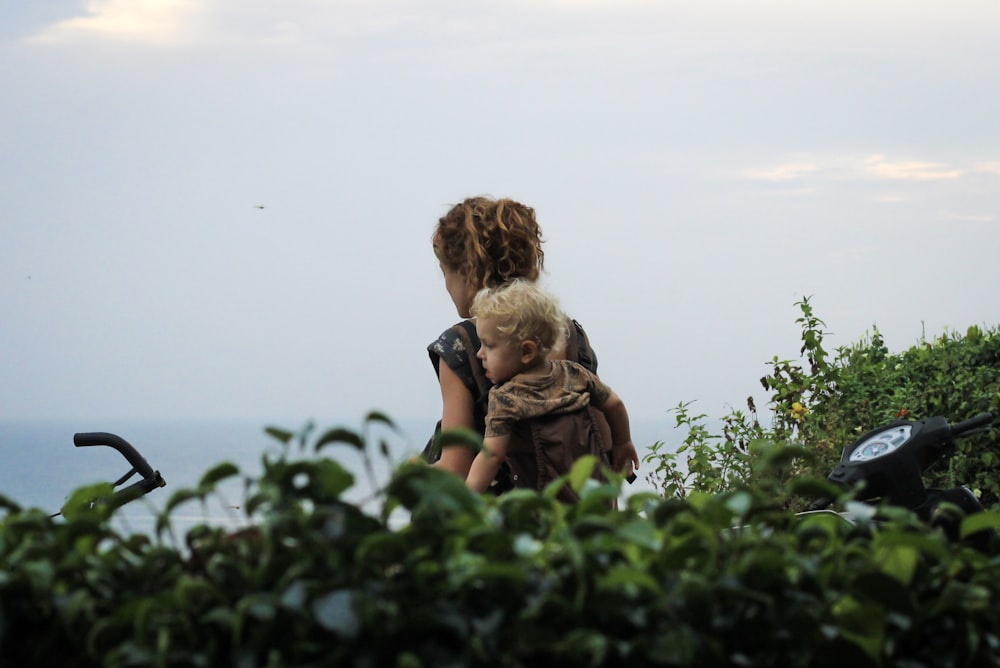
[569,319,598,374]
[453,320,490,411]
[456,319,478,345]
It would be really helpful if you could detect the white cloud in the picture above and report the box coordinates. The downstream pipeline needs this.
[26,0,204,46]
[974,162,1000,176]
[939,211,997,223]
[742,153,985,185]
[22,0,425,48]
[21,0,1000,73]
[743,163,819,181]
[863,154,962,181]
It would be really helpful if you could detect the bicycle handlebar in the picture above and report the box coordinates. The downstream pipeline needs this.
[74,432,156,479]
[73,431,166,498]
[48,432,165,518]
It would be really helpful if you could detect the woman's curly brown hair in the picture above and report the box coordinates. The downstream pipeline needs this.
[434,196,545,290]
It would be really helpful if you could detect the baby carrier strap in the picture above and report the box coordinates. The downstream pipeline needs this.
[449,319,493,419]
[429,320,491,413]
[565,319,598,374]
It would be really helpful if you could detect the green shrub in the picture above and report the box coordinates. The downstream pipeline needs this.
[645,298,1000,507]
[813,324,1000,502]
[4,414,1000,666]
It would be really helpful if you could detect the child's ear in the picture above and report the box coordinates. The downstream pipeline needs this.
[520,340,539,364]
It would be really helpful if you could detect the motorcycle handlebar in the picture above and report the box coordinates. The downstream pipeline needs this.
[73,432,156,480]
[950,413,993,437]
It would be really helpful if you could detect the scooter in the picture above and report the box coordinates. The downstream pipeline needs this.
[807,412,994,548]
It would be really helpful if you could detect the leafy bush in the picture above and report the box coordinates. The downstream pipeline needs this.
[812,324,1000,502]
[645,298,1000,506]
[4,414,1000,666]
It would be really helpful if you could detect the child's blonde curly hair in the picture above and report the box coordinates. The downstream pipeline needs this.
[470,279,566,356]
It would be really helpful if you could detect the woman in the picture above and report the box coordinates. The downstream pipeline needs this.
[424,196,637,490]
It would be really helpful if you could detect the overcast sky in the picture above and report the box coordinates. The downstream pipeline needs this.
[2,0,998,430]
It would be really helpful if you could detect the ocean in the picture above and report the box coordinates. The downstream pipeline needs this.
[0,415,677,537]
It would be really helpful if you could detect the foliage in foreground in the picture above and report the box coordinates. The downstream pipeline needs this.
[644,298,1000,505]
[3,416,1000,667]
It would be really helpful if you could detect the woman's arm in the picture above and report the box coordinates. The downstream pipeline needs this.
[467,434,510,493]
[433,362,478,478]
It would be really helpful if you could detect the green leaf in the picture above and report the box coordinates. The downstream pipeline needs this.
[198,462,240,491]
[314,427,365,452]
[201,605,236,628]
[271,460,355,502]
[832,595,886,662]
[312,459,356,499]
[724,491,752,518]
[961,510,1000,539]
[872,533,940,584]
[750,441,812,474]
[575,482,621,516]
[22,560,55,592]
[60,482,115,520]
[264,426,294,445]
[164,488,203,515]
[567,455,597,492]
[789,476,844,502]
[596,564,660,596]
[106,483,149,513]
[176,575,217,609]
[244,490,273,516]
[0,493,22,513]
[237,593,278,622]
[432,427,483,457]
[364,410,397,430]
[281,581,308,611]
[616,517,663,551]
[795,509,851,541]
[513,533,543,557]
[313,590,360,638]
[685,490,713,511]
[386,462,481,517]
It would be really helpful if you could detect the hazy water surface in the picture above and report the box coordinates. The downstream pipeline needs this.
[1,415,676,536]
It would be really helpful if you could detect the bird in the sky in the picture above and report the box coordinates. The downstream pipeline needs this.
[253,204,265,209]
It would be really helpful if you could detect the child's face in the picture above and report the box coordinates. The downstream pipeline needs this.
[475,317,525,385]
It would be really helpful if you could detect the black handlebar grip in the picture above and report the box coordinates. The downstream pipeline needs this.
[950,413,994,437]
[73,432,156,479]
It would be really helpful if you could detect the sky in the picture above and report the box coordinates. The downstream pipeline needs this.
[2,1,999,438]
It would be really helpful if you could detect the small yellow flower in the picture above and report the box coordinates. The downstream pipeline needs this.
[791,402,809,422]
